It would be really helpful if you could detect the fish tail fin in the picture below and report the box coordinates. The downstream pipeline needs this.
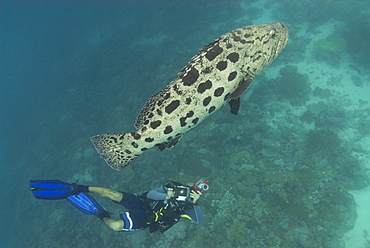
[90,133,144,170]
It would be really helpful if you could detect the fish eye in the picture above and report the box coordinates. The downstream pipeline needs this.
[270,29,276,36]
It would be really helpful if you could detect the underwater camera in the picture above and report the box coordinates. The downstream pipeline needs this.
[174,186,191,202]
[163,179,210,203]
[193,179,210,194]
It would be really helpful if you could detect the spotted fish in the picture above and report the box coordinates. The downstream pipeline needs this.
[91,22,289,170]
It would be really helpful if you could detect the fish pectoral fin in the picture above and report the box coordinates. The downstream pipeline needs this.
[229,78,253,99]
[156,136,182,151]
[228,98,240,115]
[227,77,253,115]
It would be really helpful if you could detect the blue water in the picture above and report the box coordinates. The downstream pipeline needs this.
[2,0,369,247]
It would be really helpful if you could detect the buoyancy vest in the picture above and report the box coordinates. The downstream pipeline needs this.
[141,192,193,233]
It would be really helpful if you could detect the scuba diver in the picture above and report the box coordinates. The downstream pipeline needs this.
[29,179,209,233]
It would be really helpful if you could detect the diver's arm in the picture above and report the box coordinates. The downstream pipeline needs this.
[146,187,172,200]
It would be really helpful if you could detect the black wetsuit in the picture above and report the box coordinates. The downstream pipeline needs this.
[114,187,204,232]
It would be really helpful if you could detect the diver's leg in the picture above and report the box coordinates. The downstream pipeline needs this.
[102,218,125,231]
[88,186,123,202]
[79,186,126,231]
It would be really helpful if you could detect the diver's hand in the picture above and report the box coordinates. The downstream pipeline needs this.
[190,190,201,203]
[166,188,175,199]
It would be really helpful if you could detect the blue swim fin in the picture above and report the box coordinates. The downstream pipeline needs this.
[29,180,79,200]
[67,193,110,220]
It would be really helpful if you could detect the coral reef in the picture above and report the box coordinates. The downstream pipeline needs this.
[270,0,360,29]
[272,65,311,105]
[305,129,341,155]
[311,35,347,66]
[342,13,370,69]
[280,35,310,63]
[300,101,347,129]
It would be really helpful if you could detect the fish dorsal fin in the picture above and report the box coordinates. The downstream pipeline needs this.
[135,88,168,129]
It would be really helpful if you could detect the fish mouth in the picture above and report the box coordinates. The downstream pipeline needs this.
[273,22,289,54]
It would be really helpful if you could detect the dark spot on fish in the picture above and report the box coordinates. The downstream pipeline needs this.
[226,43,232,49]
[150,120,161,129]
[144,120,149,125]
[227,52,239,63]
[214,87,225,97]
[124,149,132,154]
[167,136,172,140]
[186,111,194,118]
[157,100,163,106]
[253,54,262,62]
[131,133,141,140]
[182,67,199,86]
[165,100,180,114]
[233,35,241,41]
[228,71,237,81]
[132,133,141,140]
[148,113,154,118]
[244,33,252,39]
[205,44,223,61]
[186,98,191,104]
[203,96,211,106]
[240,39,247,44]
[192,118,199,125]
[197,80,213,93]
[156,109,162,116]
[141,147,148,151]
[164,126,173,134]
[180,117,187,127]
[209,106,216,113]
[173,84,183,95]
[131,142,138,148]
[145,138,154,142]
[141,127,147,132]
[202,67,212,74]
[164,93,171,99]
[216,61,227,71]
